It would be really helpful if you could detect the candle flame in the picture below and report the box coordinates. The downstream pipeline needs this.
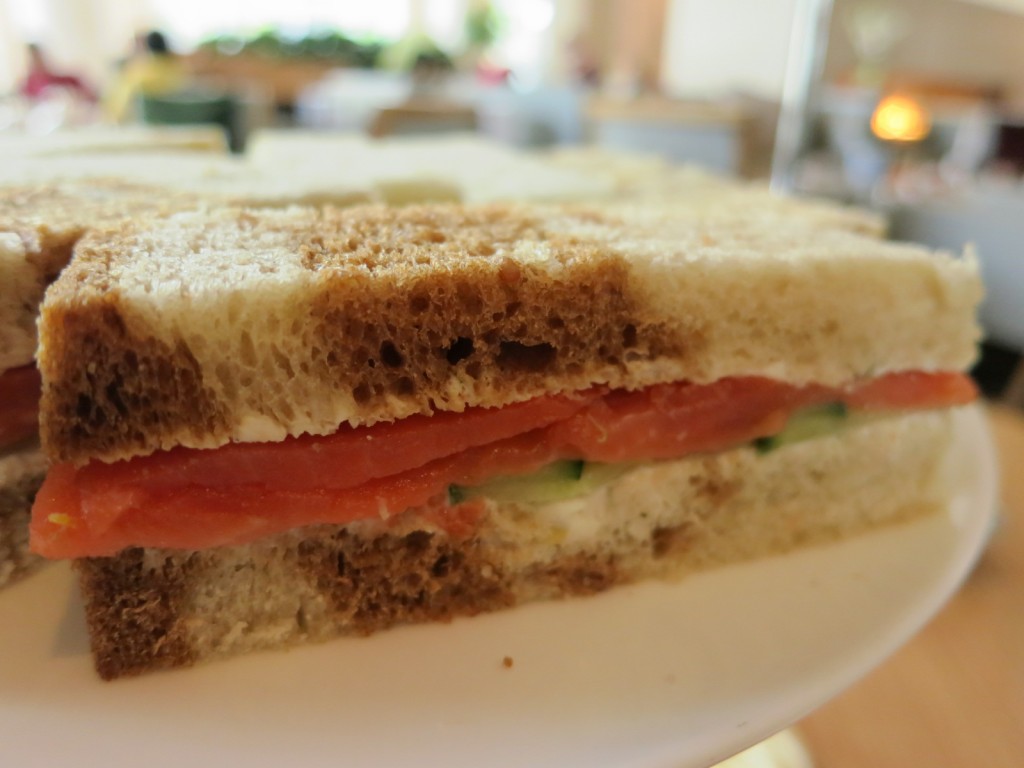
[871,94,931,142]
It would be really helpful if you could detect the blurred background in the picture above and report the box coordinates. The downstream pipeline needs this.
[5,0,1024,185]
[1,5,1022,766]
[0,0,1022,395]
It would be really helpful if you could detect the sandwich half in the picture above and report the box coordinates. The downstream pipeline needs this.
[0,224,46,585]
[30,201,981,679]
[0,180,209,587]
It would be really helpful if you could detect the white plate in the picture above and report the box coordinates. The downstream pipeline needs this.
[0,406,997,768]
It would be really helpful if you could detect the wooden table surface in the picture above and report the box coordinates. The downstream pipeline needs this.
[797,404,1024,767]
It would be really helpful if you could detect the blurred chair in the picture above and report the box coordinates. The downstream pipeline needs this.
[140,91,238,150]
[368,102,477,138]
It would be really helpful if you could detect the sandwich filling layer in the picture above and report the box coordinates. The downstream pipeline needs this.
[30,371,975,559]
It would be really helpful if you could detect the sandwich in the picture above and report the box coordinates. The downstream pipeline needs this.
[0,241,46,586]
[0,125,228,159]
[1,172,359,588]
[545,146,887,236]
[28,199,981,680]
[0,171,351,586]
[1,220,51,587]
[2,134,609,209]
[1,148,373,210]
[0,179,209,587]
[245,131,615,204]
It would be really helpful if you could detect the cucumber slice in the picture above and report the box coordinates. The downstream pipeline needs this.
[754,402,850,454]
[449,460,630,505]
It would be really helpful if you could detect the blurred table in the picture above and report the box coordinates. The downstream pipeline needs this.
[185,51,335,109]
[797,404,1024,767]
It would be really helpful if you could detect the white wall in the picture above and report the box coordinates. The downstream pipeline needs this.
[1,0,147,93]
[660,0,798,101]
[0,0,20,93]
[826,0,1024,110]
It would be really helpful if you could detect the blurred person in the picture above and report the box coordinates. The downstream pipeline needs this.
[567,33,600,87]
[105,30,187,122]
[20,43,97,102]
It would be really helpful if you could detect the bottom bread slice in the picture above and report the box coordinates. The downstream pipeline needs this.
[0,449,48,589]
[76,410,957,679]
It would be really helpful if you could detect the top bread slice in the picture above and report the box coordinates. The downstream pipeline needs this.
[0,179,205,373]
[0,154,378,375]
[38,199,981,466]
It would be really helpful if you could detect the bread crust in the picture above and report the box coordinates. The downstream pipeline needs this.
[73,411,955,679]
[39,203,981,464]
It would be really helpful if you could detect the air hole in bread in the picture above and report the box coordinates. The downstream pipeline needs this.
[239,331,256,366]
[272,347,295,378]
[409,294,430,314]
[75,394,90,419]
[432,554,451,577]
[497,341,557,373]
[405,530,432,554]
[179,368,197,391]
[651,524,695,558]
[457,285,483,314]
[379,341,404,368]
[547,315,565,330]
[465,361,482,380]
[443,337,475,365]
[352,384,371,404]
[622,324,637,348]
[104,382,128,418]
[393,377,415,396]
